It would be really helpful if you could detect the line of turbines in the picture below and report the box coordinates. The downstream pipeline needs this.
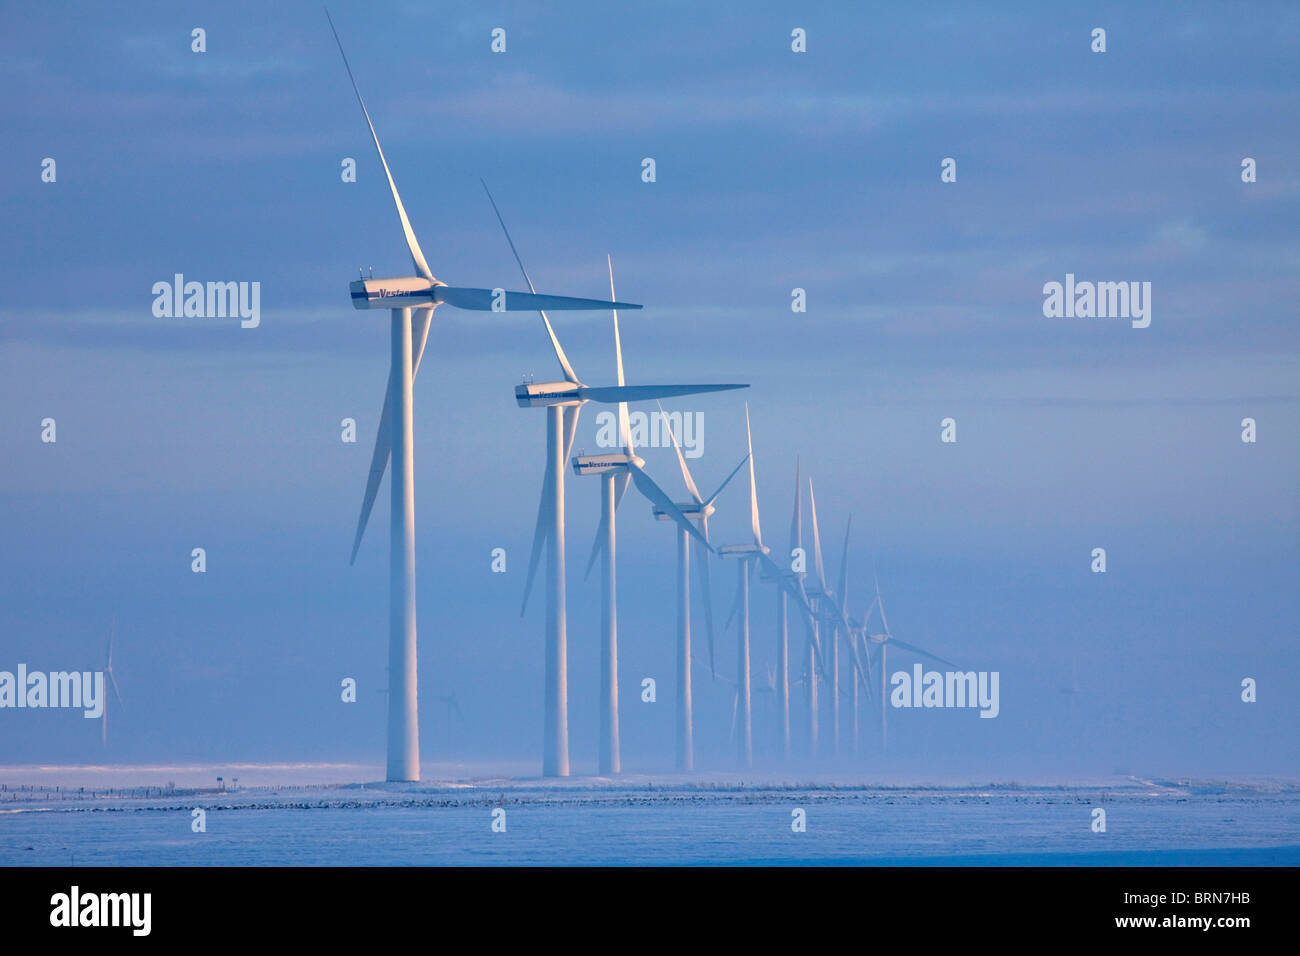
[327,13,955,781]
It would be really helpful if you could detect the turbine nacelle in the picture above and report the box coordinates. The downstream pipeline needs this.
[350,276,440,309]
[654,502,715,521]
[516,381,584,407]
[572,450,644,475]
[718,543,769,559]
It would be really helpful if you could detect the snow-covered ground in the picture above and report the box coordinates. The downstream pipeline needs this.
[2,765,1297,866]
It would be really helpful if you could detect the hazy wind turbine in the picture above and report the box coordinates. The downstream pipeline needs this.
[865,575,959,751]
[827,519,876,757]
[803,481,872,758]
[101,618,124,747]
[656,408,751,770]
[718,406,818,768]
[328,13,640,782]
[771,459,830,758]
[571,257,746,774]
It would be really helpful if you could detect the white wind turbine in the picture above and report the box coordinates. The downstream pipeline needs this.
[101,617,124,748]
[718,406,819,768]
[763,458,831,759]
[328,13,640,782]
[655,408,751,770]
[570,257,747,775]
[482,200,748,778]
[803,480,872,758]
[825,517,877,757]
[863,575,959,751]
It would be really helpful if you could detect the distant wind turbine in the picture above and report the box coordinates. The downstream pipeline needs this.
[802,481,872,758]
[864,575,959,751]
[571,256,746,775]
[327,12,638,782]
[480,190,747,778]
[101,617,124,748]
[718,405,818,768]
[768,459,830,758]
[655,408,750,770]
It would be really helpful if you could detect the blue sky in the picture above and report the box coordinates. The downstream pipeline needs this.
[1,1,1297,776]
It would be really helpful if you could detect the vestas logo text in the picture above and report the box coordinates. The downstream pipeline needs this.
[50,886,151,936]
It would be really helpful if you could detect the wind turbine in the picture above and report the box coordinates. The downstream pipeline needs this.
[718,406,818,768]
[569,257,746,775]
[327,14,640,782]
[479,196,746,778]
[101,618,124,747]
[655,409,751,770]
[864,575,959,751]
[826,517,878,757]
[803,480,872,759]
[762,458,829,759]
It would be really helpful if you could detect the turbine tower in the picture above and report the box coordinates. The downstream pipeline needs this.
[329,13,639,781]
[571,257,745,774]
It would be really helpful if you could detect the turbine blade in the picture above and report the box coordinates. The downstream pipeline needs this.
[609,255,625,386]
[579,383,747,405]
[837,514,852,608]
[613,470,631,510]
[480,180,580,384]
[808,476,827,589]
[656,400,702,503]
[411,307,434,376]
[108,670,125,710]
[695,527,716,677]
[843,622,869,692]
[703,452,750,508]
[326,10,434,281]
[349,310,433,565]
[789,456,802,553]
[857,633,876,705]
[608,255,633,451]
[583,500,609,583]
[745,404,761,547]
[519,466,553,616]
[562,404,581,462]
[876,574,890,635]
[432,287,640,312]
[889,638,959,671]
[349,378,393,565]
[722,571,744,632]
